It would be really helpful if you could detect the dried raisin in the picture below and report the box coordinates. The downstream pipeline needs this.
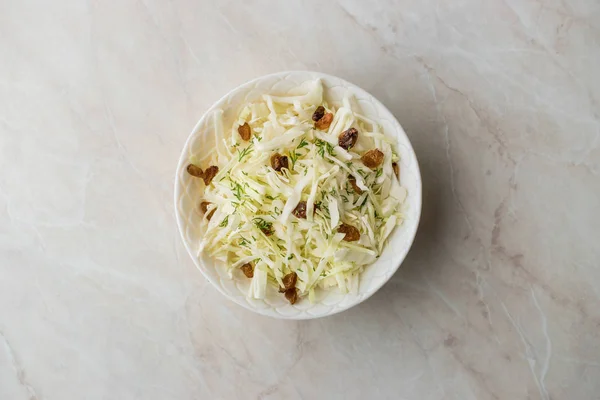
[338,223,360,242]
[292,201,307,219]
[348,175,363,194]
[186,164,203,178]
[202,166,219,185]
[361,149,384,169]
[240,263,254,278]
[282,272,297,290]
[314,112,333,130]
[284,288,298,304]
[238,122,252,141]
[270,153,289,172]
[312,106,325,122]
[338,128,358,150]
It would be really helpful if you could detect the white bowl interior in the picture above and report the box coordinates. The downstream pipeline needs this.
[175,71,422,319]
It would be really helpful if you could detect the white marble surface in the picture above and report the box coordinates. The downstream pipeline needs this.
[1,0,599,399]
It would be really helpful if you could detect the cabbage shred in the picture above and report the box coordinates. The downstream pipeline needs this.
[196,80,407,302]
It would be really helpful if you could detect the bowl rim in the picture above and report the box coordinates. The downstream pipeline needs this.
[174,70,422,319]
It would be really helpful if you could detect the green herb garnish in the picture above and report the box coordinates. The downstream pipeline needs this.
[237,143,254,161]
[314,139,336,157]
[253,218,273,234]
[289,150,299,167]
[297,138,309,149]
[231,181,244,201]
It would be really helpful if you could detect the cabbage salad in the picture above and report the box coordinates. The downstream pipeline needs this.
[186,79,407,304]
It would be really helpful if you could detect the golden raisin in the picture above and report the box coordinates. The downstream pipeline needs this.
[361,149,384,169]
[238,123,252,141]
[338,128,358,150]
[281,272,298,290]
[206,209,215,221]
[200,201,211,214]
[312,106,325,122]
[240,263,254,278]
[338,223,360,242]
[292,201,307,219]
[270,153,289,172]
[392,162,400,179]
[314,112,333,130]
[202,166,219,185]
[284,288,298,305]
[200,201,215,221]
[348,175,363,194]
[186,164,204,178]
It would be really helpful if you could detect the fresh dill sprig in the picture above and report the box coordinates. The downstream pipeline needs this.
[253,217,273,234]
[219,215,229,227]
[237,143,254,161]
[289,150,299,167]
[314,139,336,157]
[231,181,244,201]
[297,138,309,149]
[239,235,250,246]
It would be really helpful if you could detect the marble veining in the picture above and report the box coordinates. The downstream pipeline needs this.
[1,1,599,399]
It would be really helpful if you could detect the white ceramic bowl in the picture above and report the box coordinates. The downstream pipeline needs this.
[174,71,422,319]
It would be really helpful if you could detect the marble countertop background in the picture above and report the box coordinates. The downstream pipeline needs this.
[1,1,599,399]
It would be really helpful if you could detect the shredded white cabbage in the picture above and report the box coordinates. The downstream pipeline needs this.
[192,79,406,303]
